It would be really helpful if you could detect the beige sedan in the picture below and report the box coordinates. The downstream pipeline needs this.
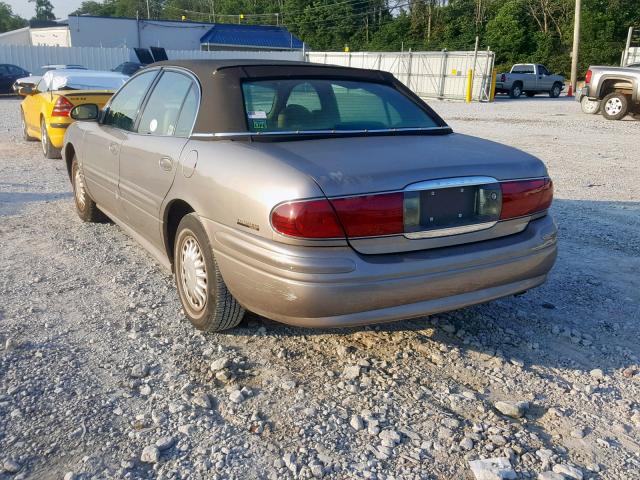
[63,60,557,332]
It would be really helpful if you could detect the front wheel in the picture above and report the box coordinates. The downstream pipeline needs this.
[601,92,629,120]
[21,110,36,141]
[41,118,61,159]
[549,83,562,98]
[174,213,245,332]
[71,156,103,222]
[580,96,601,114]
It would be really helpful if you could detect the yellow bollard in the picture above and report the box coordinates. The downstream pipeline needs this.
[490,68,497,102]
[465,69,473,103]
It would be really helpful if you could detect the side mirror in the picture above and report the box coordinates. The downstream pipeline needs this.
[70,103,99,121]
[18,85,35,96]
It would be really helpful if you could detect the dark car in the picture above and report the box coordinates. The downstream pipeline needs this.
[0,64,30,94]
[112,62,145,76]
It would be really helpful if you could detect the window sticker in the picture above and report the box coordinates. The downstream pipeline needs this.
[252,119,267,129]
[149,118,158,132]
[248,111,267,119]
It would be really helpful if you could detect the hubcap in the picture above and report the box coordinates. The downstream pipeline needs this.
[514,87,521,96]
[605,98,623,116]
[180,235,207,312]
[74,168,86,210]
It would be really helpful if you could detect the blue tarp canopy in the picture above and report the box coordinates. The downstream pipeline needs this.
[200,24,303,49]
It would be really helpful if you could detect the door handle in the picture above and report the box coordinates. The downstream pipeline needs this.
[159,157,173,171]
[108,143,118,155]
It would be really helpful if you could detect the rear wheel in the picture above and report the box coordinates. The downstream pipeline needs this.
[601,92,629,120]
[509,83,523,99]
[71,156,103,222]
[580,96,601,114]
[41,118,61,159]
[21,110,36,141]
[174,213,245,332]
[549,83,562,98]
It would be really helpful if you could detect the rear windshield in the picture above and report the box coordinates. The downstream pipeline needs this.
[241,79,438,133]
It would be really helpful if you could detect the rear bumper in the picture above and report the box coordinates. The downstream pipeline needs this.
[204,215,557,328]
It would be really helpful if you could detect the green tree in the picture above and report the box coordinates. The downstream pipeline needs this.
[485,0,532,69]
[29,0,55,21]
[0,2,27,32]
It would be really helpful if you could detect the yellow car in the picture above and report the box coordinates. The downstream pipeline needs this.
[20,69,128,158]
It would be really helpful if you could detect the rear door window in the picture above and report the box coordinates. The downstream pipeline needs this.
[137,71,194,136]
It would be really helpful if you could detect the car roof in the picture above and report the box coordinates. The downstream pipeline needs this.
[148,59,397,134]
[144,59,447,136]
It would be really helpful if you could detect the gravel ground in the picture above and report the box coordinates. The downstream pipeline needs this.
[1,95,639,480]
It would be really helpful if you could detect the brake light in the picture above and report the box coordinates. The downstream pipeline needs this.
[501,74,506,82]
[331,193,404,237]
[500,178,553,220]
[271,199,344,238]
[51,96,74,117]
[272,179,552,240]
[585,69,592,84]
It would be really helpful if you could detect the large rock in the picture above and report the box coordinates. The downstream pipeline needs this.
[141,445,160,463]
[494,400,529,418]
[553,464,584,480]
[469,457,517,480]
[538,473,566,480]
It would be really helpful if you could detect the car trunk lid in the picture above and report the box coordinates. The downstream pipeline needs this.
[258,133,550,254]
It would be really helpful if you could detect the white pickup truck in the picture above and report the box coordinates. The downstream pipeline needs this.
[495,64,565,99]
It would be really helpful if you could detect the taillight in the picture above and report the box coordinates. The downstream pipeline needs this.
[501,74,506,82]
[271,199,344,238]
[51,96,74,117]
[585,69,592,84]
[331,193,404,237]
[271,178,553,240]
[500,178,553,220]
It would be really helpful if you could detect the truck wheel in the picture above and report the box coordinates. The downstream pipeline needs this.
[580,96,600,114]
[174,213,245,332]
[525,92,536,98]
[549,83,562,98]
[509,83,523,98]
[601,92,629,120]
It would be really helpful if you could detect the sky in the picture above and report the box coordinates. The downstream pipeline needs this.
[8,0,85,20]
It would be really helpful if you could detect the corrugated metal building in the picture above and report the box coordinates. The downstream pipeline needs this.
[0,16,304,51]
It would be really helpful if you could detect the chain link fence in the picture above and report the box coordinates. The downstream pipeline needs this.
[306,50,496,102]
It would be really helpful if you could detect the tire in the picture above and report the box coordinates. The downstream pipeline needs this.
[525,91,536,98]
[41,118,61,159]
[580,96,601,115]
[509,83,523,98]
[174,213,245,332]
[71,156,103,222]
[549,83,562,98]
[601,92,629,120]
[21,110,36,141]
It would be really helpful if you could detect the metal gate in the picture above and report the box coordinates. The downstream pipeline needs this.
[307,50,496,102]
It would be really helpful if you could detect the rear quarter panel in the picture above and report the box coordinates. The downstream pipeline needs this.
[164,139,331,243]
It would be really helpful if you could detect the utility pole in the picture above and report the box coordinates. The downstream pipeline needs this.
[569,0,581,96]
[146,0,150,19]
